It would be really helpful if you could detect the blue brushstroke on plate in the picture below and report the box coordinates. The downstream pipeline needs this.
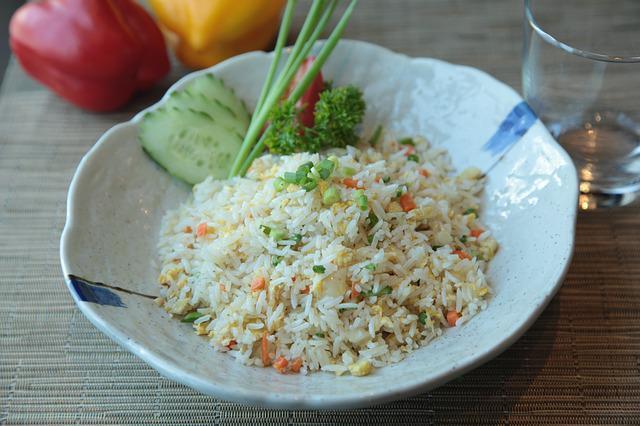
[69,276,126,308]
[483,101,537,156]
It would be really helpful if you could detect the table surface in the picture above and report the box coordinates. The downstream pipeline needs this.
[2,1,640,424]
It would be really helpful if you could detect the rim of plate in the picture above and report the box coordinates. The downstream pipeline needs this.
[60,39,578,409]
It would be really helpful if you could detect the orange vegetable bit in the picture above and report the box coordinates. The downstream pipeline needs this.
[343,178,363,189]
[446,311,461,327]
[375,177,381,183]
[250,277,266,292]
[261,331,271,366]
[226,339,237,350]
[196,222,208,237]
[350,280,360,299]
[183,225,193,233]
[470,229,484,238]
[300,285,310,295]
[273,356,289,374]
[452,250,472,260]
[399,193,416,212]
[419,169,430,177]
[290,357,303,373]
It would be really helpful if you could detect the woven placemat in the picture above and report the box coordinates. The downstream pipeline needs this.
[2,1,640,424]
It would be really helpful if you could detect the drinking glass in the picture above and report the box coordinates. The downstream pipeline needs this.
[523,0,640,209]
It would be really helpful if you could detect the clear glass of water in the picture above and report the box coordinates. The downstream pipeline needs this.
[523,0,640,209]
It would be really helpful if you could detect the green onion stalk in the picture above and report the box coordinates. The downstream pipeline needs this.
[229,0,359,178]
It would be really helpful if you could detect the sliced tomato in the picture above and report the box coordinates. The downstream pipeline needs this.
[286,56,324,128]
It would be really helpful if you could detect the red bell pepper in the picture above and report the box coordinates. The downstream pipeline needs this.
[285,56,324,129]
[9,0,170,112]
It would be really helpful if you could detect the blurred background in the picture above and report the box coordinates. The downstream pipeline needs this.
[0,1,22,82]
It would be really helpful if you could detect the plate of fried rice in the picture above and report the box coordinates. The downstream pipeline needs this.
[60,40,578,409]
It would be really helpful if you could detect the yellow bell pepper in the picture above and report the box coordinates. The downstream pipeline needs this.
[149,0,286,69]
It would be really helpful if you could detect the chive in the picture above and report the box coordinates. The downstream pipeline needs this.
[181,311,204,323]
[317,159,335,180]
[229,0,333,177]
[364,263,376,271]
[313,265,326,273]
[273,177,286,192]
[367,234,374,244]
[260,224,271,235]
[460,235,468,243]
[382,176,391,184]
[283,172,299,184]
[399,137,415,146]
[366,211,378,229]
[339,307,357,313]
[272,255,284,266]
[463,208,478,216]
[418,312,427,325]
[252,0,297,115]
[368,125,383,145]
[230,0,360,177]
[431,245,442,250]
[292,233,303,244]
[342,166,357,177]
[407,154,420,162]
[322,186,340,206]
[270,228,287,241]
[315,332,325,338]
[302,178,318,191]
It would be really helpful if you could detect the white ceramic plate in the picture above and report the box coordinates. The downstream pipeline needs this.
[60,40,578,409]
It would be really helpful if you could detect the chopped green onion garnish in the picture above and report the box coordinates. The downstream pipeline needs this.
[272,255,284,266]
[339,307,357,313]
[382,176,391,184]
[463,208,478,216]
[399,137,415,146]
[322,186,341,206]
[460,235,468,243]
[367,234,374,244]
[364,263,376,271]
[298,161,314,172]
[292,233,303,244]
[354,190,368,211]
[301,178,318,191]
[418,312,427,325]
[312,265,326,273]
[407,154,419,162]
[260,224,271,235]
[317,159,336,180]
[366,211,378,229]
[368,124,383,145]
[273,177,286,192]
[283,172,298,184]
[269,228,287,241]
[431,245,442,250]
[181,311,204,323]
[342,166,357,177]
[361,285,391,298]
[315,332,325,338]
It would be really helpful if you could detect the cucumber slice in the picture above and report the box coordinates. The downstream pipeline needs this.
[187,74,251,125]
[166,90,248,136]
[140,107,243,184]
